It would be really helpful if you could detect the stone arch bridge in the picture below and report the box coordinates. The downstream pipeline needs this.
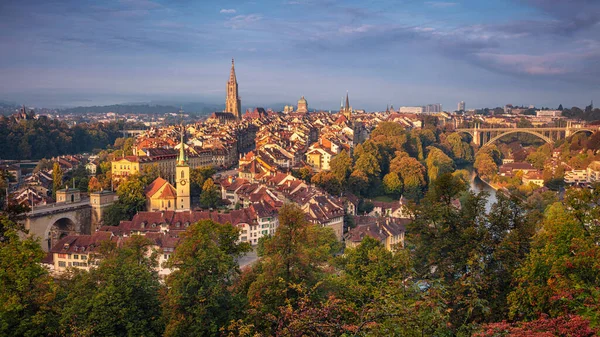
[17,200,92,252]
[456,123,597,149]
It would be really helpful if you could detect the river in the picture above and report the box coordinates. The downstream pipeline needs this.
[468,170,498,212]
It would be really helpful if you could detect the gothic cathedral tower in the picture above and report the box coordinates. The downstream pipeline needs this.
[341,91,352,120]
[225,58,242,119]
[176,125,190,211]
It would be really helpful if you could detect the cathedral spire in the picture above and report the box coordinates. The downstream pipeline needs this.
[230,58,237,83]
[226,58,242,119]
[177,124,187,166]
[345,91,350,110]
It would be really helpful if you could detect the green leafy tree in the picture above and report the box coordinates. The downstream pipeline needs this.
[200,178,220,209]
[296,165,313,183]
[425,147,455,183]
[526,151,548,170]
[329,150,352,184]
[333,238,452,336]
[141,163,160,185]
[408,174,498,332]
[382,172,403,197]
[237,204,341,334]
[59,236,164,336]
[103,174,147,226]
[393,156,426,200]
[447,132,474,163]
[190,166,216,196]
[163,220,250,336]
[348,169,369,196]
[354,151,381,180]
[0,226,58,336]
[116,174,146,211]
[508,202,600,324]
[311,171,342,196]
[52,162,63,199]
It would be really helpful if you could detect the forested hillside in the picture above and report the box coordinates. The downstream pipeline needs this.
[0,116,128,159]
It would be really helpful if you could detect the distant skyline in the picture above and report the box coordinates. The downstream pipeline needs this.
[1,0,599,110]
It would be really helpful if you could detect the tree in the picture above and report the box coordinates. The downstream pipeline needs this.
[296,166,313,183]
[476,315,597,337]
[163,220,250,336]
[526,151,547,170]
[348,170,369,196]
[87,176,102,192]
[329,150,352,184]
[354,151,381,180]
[425,147,455,183]
[508,202,600,323]
[383,172,403,196]
[0,227,58,336]
[447,132,474,163]
[474,152,498,178]
[52,162,63,199]
[517,118,533,128]
[311,171,342,196]
[237,204,341,334]
[59,236,164,336]
[331,238,451,336]
[407,173,527,331]
[140,163,160,185]
[200,178,220,209]
[393,156,426,200]
[116,174,146,212]
[34,159,53,173]
[190,166,216,196]
[103,174,147,226]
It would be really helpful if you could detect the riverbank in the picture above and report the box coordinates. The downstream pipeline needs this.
[478,176,500,191]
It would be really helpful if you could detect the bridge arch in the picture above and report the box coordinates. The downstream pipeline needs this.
[480,129,553,149]
[43,215,77,251]
[570,129,594,137]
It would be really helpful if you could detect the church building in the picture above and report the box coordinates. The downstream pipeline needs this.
[340,91,352,120]
[225,58,242,119]
[145,125,191,212]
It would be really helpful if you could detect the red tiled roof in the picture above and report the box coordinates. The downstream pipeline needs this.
[145,177,169,198]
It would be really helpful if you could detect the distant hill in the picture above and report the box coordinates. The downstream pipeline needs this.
[58,102,226,116]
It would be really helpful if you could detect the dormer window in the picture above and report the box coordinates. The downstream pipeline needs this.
[151,223,157,228]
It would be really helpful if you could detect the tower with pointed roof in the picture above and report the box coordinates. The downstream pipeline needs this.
[176,124,190,211]
[225,58,242,120]
[341,91,352,120]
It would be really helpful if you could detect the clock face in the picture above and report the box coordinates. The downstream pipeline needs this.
[179,179,187,186]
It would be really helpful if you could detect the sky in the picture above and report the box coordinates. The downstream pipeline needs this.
[1,0,600,111]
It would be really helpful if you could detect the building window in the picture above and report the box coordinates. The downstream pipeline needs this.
[58,261,66,267]
[73,254,79,260]
[58,253,66,259]
[81,255,87,260]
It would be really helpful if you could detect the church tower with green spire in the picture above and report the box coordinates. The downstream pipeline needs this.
[176,124,190,211]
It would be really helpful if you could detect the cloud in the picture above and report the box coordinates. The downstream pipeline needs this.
[425,2,458,9]
[339,24,373,34]
[225,14,262,29]
[219,9,236,14]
